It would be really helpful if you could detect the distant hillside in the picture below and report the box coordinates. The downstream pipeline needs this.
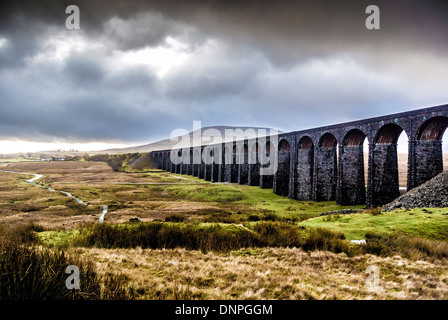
[82,153,153,172]
[94,126,281,154]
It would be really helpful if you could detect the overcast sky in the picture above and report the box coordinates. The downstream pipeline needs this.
[1,0,448,153]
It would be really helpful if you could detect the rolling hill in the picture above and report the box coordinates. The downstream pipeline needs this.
[94,126,281,154]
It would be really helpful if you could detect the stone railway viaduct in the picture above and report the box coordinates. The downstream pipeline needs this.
[150,104,448,207]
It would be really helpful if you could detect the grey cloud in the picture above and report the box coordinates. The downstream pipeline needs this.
[0,0,448,146]
[101,11,204,52]
[2,1,448,65]
[103,65,158,91]
[0,24,47,69]
[63,52,105,84]
[164,46,267,102]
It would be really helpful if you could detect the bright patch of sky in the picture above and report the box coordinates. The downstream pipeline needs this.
[0,140,129,154]
[117,37,191,77]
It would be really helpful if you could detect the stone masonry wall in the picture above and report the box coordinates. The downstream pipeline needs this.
[339,145,366,205]
[372,143,400,206]
[314,147,337,201]
[296,148,313,200]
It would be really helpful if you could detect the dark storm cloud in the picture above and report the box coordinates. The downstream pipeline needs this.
[101,11,205,52]
[63,52,105,83]
[0,0,448,145]
[164,46,267,102]
[2,0,448,65]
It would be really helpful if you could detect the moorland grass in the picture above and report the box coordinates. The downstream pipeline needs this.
[0,223,133,300]
[163,183,365,221]
[363,232,448,260]
[68,220,448,261]
[72,221,356,256]
[299,208,448,241]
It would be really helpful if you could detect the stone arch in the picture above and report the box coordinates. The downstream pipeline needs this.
[227,144,238,182]
[164,151,171,171]
[187,149,193,175]
[260,140,274,189]
[299,136,313,150]
[180,148,190,174]
[274,139,291,196]
[265,141,272,154]
[209,144,222,182]
[193,148,201,177]
[162,152,167,170]
[315,132,338,201]
[339,129,367,205]
[343,129,366,146]
[193,148,201,164]
[413,116,448,188]
[279,139,291,151]
[197,147,205,178]
[224,145,232,163]
[154,153,161,169]
[319,133,337,148]
[417,116,448,141]
[248,141,260,186]
[204,146,214,181]
[296,136,314,200]
[170,150,177,173]
[248,141,259,165]
[370,123,407,206]
[238,143,250,184]
[374,123,404,144]
[166,151,171,172]
[175,149,182,174]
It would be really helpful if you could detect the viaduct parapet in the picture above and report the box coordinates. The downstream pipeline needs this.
[151,104,448,207]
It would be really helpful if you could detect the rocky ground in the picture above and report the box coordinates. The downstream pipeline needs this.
[383,171,448,211]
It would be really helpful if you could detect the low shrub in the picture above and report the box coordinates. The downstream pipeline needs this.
[165,214,187,223]
[248,215,260,221]
[0,223,134,300]
[252,222,301,247]
[364,232,448,259]
[261,213,277,221]
[301,228,352,254]
[75,221,358,257]
[75,222,262,253]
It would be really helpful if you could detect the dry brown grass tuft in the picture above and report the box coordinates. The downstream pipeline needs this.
[75,247,448,300]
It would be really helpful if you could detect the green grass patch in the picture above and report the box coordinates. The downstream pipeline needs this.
[166,184,245,203]
[163,180,364,221]
[299,208,448,241]
[233,184,365,219]
[39,229,80,248]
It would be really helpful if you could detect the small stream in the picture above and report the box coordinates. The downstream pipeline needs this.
[0,163,107,223]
